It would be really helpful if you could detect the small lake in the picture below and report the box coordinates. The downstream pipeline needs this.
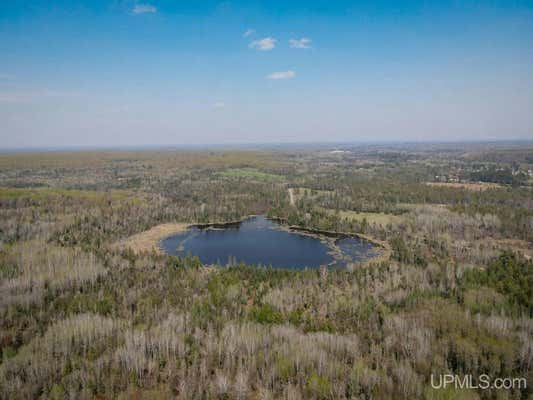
[161,215,377,270]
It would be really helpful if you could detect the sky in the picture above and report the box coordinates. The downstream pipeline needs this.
[1,0,533,148]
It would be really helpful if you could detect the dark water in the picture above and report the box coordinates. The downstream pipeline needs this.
[161,215,376,269]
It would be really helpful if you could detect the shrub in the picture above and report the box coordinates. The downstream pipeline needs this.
[250,304,284,325]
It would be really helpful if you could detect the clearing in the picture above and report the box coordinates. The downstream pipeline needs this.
[321,208,404,228]
[115,223,189,254]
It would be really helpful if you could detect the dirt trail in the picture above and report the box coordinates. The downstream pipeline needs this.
[288,188,295,206]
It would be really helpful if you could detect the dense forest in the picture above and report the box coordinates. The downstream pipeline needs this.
[0,143,532,399]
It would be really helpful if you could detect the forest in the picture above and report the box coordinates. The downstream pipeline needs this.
[0,143,531,399]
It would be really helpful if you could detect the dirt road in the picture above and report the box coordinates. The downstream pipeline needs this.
[288,188,295,206]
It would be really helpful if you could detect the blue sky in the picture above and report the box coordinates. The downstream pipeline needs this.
[1,0,532,148]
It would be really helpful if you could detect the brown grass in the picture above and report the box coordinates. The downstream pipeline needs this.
[115,223,189,254]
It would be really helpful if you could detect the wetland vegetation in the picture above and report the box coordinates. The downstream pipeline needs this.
[0,143,532,399]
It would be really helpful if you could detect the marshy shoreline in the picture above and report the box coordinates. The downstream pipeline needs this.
[118,214,390,268]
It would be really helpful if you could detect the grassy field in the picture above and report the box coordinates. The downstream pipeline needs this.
[321,208,404,227]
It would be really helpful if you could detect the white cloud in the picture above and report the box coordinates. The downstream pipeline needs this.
[266,70,295,80]
[289,38,312,49]
[213,102,225,109]
[132,4,157,14]
[243,29,255,38]
[249,37,276,51]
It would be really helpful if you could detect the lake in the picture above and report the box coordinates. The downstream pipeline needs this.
[161,215,377,269]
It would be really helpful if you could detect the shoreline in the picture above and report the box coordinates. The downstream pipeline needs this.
[118,214,391,267]
[191,215,256,230]
[267,216,389,249]
[268,216,391,268]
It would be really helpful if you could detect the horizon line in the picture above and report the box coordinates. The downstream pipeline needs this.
[1,139,533,154]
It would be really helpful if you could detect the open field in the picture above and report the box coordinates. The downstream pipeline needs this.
[321,208,404,228]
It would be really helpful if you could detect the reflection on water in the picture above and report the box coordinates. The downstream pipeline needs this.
[161,215,376,270]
